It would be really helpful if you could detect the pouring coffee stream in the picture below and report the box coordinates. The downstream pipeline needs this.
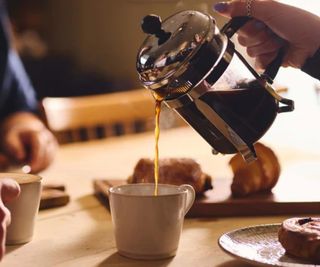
[136,11,294,192]
[154,100,161,196]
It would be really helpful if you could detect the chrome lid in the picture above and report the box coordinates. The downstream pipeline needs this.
[136,10,226,98]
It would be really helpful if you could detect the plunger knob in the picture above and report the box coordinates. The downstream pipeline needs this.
[141,15,171,45]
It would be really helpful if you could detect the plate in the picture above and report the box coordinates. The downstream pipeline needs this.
[218,224,319,267]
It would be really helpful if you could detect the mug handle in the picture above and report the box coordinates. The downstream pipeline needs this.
[179,184,195,215]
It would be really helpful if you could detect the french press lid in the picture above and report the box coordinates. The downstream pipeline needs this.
[136,10,227,99]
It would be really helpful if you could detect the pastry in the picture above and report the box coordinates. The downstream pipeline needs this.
[128,158,213,195]
[278,217,320,262]
[229,142,280,197]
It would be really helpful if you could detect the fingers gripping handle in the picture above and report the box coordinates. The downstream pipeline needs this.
[179,184,195,215]
[221,16,251,38]
[221,16,284,82]
[221,16,293,111]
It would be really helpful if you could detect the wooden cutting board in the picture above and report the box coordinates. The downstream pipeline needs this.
[93,162,320,217]
[40,184,70,210]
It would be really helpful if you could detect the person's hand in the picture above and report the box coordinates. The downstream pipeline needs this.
[0,112,58,173]
[213,0,320,70]
[0,179,20,260]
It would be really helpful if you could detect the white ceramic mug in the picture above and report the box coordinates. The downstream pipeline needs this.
[1,173,42,245]
[109,183,195,260]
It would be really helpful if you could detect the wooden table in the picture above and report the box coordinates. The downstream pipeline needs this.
[3,123,320,267]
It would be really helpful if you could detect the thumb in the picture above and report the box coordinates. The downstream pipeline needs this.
[1,179,20,203]
[213,0,285,19]
[213,1,288,22]
[214,0,248,18]
[213,1,309,32]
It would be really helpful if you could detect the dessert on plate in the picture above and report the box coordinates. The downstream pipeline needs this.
[278,217,320,262]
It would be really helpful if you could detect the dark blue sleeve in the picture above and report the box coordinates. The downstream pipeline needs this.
[0,2,38,120]
[301,48,320,81]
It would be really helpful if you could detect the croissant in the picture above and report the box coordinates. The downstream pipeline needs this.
[278,217,320,262]
[229,142,281,197]
[128,158,213,195]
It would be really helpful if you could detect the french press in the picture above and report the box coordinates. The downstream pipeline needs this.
[136,10,294,162]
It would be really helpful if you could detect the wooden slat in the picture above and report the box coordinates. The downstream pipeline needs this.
[41,89,156,143]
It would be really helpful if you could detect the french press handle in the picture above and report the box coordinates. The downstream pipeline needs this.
[221,16,294,113]
[221,16,283,81]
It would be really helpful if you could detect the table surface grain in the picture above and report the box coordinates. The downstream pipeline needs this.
[3,119,320,267]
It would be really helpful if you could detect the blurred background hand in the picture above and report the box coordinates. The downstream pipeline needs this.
[0,112,58,173]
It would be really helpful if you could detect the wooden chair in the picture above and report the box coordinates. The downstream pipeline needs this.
[41,89,156,143]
